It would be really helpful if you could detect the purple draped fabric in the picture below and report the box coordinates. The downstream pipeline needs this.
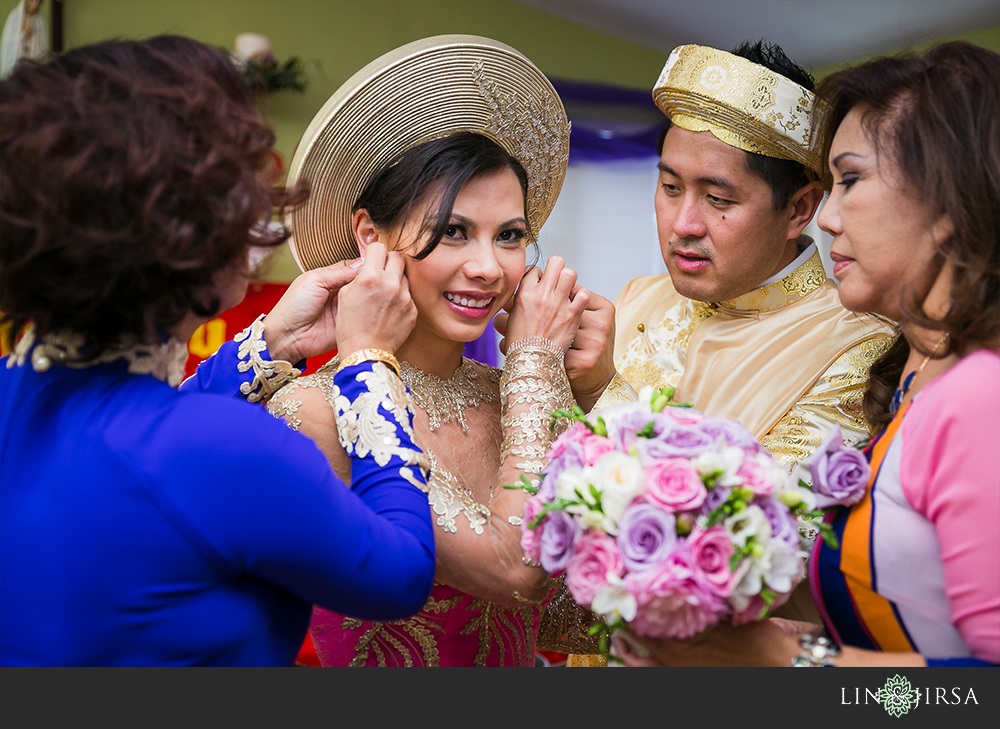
[463,321,499,367]
[550,78,663,164]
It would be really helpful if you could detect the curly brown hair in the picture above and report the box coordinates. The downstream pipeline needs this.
[816,41,1000,431]
[0,35,300,355]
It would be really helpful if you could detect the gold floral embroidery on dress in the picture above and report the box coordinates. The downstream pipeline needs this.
[331,363,427,470]
[462,598,541,667]
[265,396,302,431]
[234,315,300,403]
[8,324,189,386]
[399,357,500,432]
[719,250,826,312]
[500,341,575,474]
[536,577,602,654]
[341,593,463,667]
[424,449,491,534]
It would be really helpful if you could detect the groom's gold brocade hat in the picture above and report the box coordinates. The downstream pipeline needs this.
[284,35,571,271]
[652,44,829,175]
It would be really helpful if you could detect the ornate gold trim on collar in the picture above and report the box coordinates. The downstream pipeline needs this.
[7,325,188,387]
[718,249,828,313]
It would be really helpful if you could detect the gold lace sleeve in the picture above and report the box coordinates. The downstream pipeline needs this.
[499,337,574,476]
[501,338,603,654]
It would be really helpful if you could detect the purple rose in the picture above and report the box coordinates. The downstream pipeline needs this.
[603,409,674,453]
[805,425,871,509]
[617,503,678,572]
[758,498,800,549]
[697,417,761,452]
[539,441,586,501]
[702,482,733,514]
[539,510,580,574]
[636,424,715,461]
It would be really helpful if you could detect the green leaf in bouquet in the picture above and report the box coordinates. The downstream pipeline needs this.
[757,588,777,620]
[594,416,608,437]
[530,498,577,528]
[819,522,840,549]
[636,420,657,438]
[587,483,604,509]
[729,552,742,572]
[502,473,539,495]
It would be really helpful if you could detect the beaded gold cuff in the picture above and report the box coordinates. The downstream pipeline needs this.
[505,335,565,364]
[335,348,402,378]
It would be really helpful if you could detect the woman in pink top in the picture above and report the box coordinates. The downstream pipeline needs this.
[616,41,1000,667]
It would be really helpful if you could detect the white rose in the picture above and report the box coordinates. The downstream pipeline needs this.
[729,560,761,611]
[555,468,590,503]
[591,450,645,535]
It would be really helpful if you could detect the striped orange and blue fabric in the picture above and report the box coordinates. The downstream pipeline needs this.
[810,404,917,652]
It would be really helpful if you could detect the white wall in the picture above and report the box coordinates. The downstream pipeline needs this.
[535,159,664,303]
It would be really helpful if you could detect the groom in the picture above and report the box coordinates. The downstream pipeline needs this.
[498,41,893,649]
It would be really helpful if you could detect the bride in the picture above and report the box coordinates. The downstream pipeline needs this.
[268,35,593,666]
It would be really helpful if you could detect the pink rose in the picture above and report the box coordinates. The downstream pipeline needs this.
[687,526,737,597]
[547,422,591,459]
[581,434,616,466]
[736,454,774,497]
[625,547,725,639]
[519,496,545,563]
[564,532,624,607]
[644,458,707,512]
[663,407,704,426]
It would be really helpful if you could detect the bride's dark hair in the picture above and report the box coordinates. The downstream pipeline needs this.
[353,131,532,261]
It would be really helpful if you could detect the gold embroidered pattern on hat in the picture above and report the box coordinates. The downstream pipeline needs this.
[472,61,570,239]
[652,44,828,174]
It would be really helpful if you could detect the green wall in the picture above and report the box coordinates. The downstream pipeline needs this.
[3,1,998,280]
[0,0,670,279]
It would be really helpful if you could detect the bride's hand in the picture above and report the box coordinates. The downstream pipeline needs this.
[335,242,417,358]
[501,255,589,353]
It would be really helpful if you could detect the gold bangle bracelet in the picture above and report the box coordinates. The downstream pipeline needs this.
[335,348,402,378]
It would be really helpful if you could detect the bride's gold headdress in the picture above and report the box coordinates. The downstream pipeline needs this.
[285,35,571,271]
[652,44,828,175]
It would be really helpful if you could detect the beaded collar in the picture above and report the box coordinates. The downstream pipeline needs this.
[399,357,500,432]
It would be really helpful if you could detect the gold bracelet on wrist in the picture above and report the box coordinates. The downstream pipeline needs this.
[335,348,402,378]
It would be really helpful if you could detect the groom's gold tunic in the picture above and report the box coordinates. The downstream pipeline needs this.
[603,246,895,465]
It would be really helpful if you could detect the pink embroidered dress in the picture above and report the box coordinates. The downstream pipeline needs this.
[270,341,578,666]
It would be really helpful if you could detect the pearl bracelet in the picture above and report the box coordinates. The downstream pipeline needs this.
[791,632,841,667]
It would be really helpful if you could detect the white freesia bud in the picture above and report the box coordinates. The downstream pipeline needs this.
[725,504,771,549]
[592,451,645,534]
[592,574,638,623]
[694,437,744,487]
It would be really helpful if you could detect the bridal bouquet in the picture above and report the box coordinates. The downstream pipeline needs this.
[511,386,869,652]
